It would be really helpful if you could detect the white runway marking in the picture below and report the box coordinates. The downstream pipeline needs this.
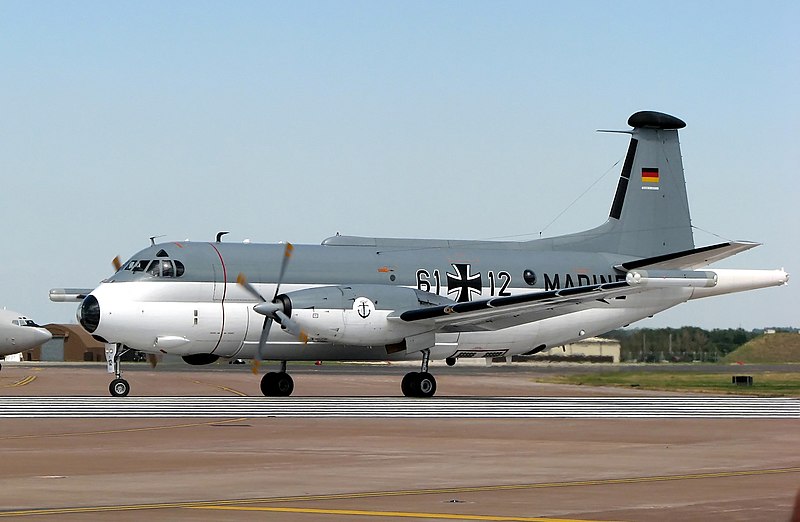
[0,396,798,418]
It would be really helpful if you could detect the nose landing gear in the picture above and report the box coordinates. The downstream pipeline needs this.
[107,343,130,397]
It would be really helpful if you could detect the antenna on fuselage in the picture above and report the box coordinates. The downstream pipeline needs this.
[216,231,229,242]
[149,234,165,246]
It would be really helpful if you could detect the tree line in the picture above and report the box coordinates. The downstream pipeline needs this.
[601,327,792,363]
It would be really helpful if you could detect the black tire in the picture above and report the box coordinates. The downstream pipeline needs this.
[260,372,278,396]
[109,378,130,397]
[417,372,437,398]
[275,372,294,396]
[401,372,418,397]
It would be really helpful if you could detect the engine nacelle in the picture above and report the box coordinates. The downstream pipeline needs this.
[279,285,449,347]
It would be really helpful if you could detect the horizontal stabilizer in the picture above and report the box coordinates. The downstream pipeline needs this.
[617,241,760,271]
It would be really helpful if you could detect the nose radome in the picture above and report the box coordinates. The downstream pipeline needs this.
[36,328,52,343]
[78,295,101,333]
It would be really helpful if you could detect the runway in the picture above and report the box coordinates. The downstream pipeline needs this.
[2,365,800,520]
[1,396,799,418]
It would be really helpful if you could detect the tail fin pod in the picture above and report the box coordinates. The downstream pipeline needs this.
[539,111,694,258]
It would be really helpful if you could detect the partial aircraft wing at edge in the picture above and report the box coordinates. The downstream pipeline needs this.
[49,288,95,302]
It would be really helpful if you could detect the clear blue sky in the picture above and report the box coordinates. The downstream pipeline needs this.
[1,1,798,329]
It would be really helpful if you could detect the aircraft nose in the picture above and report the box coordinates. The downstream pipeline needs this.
[35,327,52,344]
[78,295,101,333]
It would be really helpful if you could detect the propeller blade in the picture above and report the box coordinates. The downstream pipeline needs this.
[257,316,273,360]
[237,273,267,302]
[146,353,162,369]
[112,256,122,271]
[275,310,309,344]
[249,316,274,375]
[272,242,294,299]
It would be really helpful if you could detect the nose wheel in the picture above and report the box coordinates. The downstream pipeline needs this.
[109,378,130,397]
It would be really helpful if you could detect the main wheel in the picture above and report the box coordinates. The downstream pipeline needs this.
[109,378,130,397]
[260,372,278,396]
[401,372,418,397]
[417,372,437,398]
[275,372,294,396]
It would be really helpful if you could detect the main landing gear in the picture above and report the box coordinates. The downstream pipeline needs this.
[402,349,437,398]
[108,343,130,397]
[260,360,294,397]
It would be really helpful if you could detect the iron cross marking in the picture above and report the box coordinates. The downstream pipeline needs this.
[446,263,482,302]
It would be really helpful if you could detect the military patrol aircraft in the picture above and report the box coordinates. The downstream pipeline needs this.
[0,309,52,370]
[51,111,788,397]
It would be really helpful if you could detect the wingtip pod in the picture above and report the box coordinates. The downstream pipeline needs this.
[626,270,718,288]
[628,111,686,130]
[690,268,789,299]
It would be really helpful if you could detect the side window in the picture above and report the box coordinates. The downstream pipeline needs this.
[132,260,149,272]
[174,260,185,277]
[124,260,137,270]
[161,260,174,278]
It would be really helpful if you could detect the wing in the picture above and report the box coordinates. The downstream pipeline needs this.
[391,267,719,332]
[391,281,634,332]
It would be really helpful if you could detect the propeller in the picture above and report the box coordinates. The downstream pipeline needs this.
[237,243,308,373]
[146,353,163,369]
[112,256,122,271]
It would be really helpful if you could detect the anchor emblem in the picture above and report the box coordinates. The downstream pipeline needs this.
[354,297,374,319]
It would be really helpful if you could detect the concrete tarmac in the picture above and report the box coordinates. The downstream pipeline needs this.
[1,362,798,521]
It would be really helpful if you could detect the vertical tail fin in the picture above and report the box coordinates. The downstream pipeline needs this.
[539,111,694,258]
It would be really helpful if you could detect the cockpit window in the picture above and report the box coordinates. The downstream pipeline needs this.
[156,249,169,258]
[145,260,160,276]
[12,318,39,327]
[121,255,185,278]
[125,258,186,278]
